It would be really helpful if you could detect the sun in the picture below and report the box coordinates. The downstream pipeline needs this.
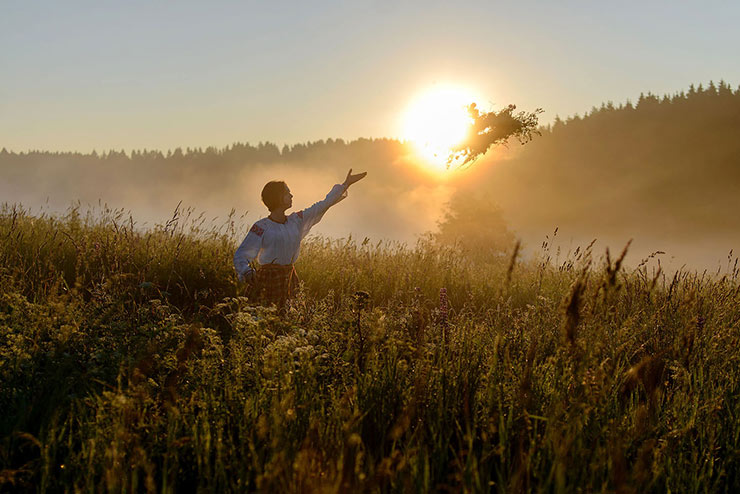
[402,85,479,170]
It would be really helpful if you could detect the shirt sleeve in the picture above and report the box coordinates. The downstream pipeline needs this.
[233,223,264,281]
[299,183,347,237]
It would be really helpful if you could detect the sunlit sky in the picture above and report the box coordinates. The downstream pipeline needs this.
[2,0,739,152]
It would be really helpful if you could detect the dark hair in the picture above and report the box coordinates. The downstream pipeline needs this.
[261,181,288,211]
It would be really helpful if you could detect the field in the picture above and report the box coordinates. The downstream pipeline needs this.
[1,204,739,493]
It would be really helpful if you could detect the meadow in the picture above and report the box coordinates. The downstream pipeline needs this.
[1,203,739,493]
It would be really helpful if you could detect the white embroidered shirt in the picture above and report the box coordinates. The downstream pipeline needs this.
[233,183,347,280]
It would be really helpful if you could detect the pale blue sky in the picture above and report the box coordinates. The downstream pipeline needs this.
[2,0,739,152]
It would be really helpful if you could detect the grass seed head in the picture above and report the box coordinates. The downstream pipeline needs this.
[562,279,586,346]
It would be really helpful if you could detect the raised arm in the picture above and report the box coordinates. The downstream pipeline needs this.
[299,184,347,237]
[233,223,264,281]
[299,169,367,237]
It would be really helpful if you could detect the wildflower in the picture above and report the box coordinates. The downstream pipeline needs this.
[353,290,370,312]
[439,287,449,341]
[439,288,448,320]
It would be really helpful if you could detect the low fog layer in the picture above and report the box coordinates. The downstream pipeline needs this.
[0,140,454,245]
[3,83,740,272]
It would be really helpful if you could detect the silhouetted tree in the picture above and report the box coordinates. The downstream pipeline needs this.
[434,191,515,257]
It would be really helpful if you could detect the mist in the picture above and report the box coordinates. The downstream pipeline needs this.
[0,142,455,246]
[4,83,740,273]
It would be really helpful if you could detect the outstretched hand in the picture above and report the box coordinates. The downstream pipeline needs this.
[343,169,367,189]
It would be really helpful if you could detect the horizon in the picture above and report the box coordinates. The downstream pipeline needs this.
[1,80,732,155]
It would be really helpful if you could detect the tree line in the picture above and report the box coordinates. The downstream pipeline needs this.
[3,80,740,262]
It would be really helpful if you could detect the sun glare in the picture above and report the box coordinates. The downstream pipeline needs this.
[402,85,478,170]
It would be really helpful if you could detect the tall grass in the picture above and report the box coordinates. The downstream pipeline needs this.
[1,203,739,492]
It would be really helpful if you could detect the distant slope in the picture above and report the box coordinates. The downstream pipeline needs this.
[471,81,740,261]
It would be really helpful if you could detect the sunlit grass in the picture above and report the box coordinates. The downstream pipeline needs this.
[1,203,739,492]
